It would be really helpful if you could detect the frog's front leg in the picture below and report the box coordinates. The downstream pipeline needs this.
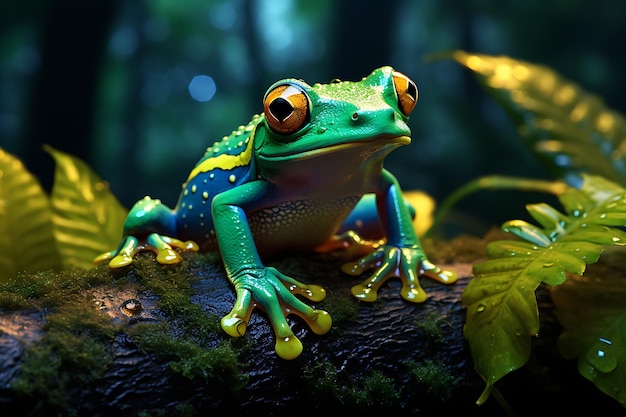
[343,170,457,302]
[212,182,332,360]
[94,196,199,268]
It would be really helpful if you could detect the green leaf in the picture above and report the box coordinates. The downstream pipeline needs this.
[0,148,61,281]
[450,51,626,186]
[463,174,626,404]
[551,273,626,407]
[45,146,127,269]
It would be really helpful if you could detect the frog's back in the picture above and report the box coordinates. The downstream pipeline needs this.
[174,114,262,248]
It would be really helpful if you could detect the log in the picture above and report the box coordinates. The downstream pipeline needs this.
[0,251,622,416]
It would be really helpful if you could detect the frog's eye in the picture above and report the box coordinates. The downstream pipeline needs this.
[392,71,418,116]
[263,83,310,135]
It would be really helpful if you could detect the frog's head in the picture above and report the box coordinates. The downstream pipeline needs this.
[254,66,418,185]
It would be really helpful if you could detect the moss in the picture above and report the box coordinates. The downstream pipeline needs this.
[414,311,451,344]
[303,361,400,408]
[343,370,401,407]
[0,266,115,311]
[318,292,359,325]
[423,228,510,263]
[129,254,222,339]
[12,298,119,415]
[303,361,341,400]
[3,252,248,414]
[128,322,248,389]
[406,359,460,403]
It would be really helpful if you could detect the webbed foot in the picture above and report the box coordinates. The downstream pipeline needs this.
[94,233,199,269]
[220,266,332,360]
[342,245,457,302]
[315,230,384,258]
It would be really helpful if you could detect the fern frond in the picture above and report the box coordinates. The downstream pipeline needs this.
[45,146,128,269]
[463,174,626,404]
[449,51,626,186]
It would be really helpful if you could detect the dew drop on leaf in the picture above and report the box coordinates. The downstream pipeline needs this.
[585,338,617,373]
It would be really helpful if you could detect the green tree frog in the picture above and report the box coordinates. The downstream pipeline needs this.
[96,67,457,360]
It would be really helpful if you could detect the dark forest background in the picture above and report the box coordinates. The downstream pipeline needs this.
[2,0,626,236]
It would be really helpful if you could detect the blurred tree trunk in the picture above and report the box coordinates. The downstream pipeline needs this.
[329,0,398,79]
[22,0,119,192]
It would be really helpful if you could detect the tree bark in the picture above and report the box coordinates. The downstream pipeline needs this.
[0,254,622,416]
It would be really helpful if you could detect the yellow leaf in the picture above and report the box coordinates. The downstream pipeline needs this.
[0,148,61,281]
[45,146,128,269]
[403,190,435,236]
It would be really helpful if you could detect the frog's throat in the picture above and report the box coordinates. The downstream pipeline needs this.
[259,135,411,161]
[185,130,256,183]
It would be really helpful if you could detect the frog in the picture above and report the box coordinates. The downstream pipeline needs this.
[95,66,457,360]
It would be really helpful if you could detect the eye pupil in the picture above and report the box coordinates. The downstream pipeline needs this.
[263,82,310,135]
[392,70,418,116]
[269,97,294,122]
[407,81,417,102]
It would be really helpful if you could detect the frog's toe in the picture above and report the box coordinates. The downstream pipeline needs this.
[161,236,200,252]
[300,284,326,302]
[93,251,115,265]
[109,253,135,269]
[221,288,254,337]
[268,267,327,302]
[306,309,332,335]
[400,283,428,303]
[351,282,380,302]
[155,247,183,265]
[221,313,248,337]
[275,335,303,360]
[419,260,458,284]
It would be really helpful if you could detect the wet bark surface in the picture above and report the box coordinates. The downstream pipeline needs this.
[0,255,622,416]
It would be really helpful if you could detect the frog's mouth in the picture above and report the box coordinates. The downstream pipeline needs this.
[259,135,411,161]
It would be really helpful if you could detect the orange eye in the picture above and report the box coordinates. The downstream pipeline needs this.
[392,71,418,116]
[263,83,310,135]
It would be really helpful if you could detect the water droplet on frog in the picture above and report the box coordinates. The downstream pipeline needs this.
[612,236,621,242]
[316,126,327,134]
[476,304,486,312]
[543,262,554,268]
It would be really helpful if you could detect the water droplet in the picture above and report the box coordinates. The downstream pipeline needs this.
[121,299,143,317]
[476,304,486,312]
[543,262,554,268]
[585,338,617,373]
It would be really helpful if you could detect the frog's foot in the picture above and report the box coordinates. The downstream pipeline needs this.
[341,245,457,303]
[314,230,385,258]
[220,266,332,360]
[94,233,199,269]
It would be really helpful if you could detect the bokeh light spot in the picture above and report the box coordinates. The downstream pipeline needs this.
[188,75,217,102]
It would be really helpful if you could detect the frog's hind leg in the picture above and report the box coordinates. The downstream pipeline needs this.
[94,196,199,268]
[314,194,391,256]
[314,230,383,258]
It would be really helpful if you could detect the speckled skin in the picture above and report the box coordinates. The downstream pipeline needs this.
[97,67,457,360]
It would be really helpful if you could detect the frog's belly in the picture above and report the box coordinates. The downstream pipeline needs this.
[183,195,360,257]
[247,195,361,257]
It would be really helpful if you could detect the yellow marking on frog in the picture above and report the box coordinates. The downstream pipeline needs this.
[185,130,255,183]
